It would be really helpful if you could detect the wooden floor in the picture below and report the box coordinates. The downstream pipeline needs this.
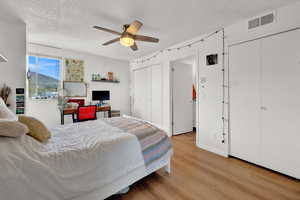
[107,132,300,200]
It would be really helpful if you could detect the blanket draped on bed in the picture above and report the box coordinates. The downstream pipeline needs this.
[103,117,172,167]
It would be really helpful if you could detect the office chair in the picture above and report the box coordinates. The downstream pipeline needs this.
[73,105,97,123]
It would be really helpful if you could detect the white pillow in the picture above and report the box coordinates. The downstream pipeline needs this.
[0,120,29,137]
[0,103,17,121]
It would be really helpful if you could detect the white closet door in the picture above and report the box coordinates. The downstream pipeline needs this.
[133,68,151,121]
[151,65,163,127]
[260,29,300,179]
[229,40,262,163]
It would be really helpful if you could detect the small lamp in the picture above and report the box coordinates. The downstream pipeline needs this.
[0,54,8,62]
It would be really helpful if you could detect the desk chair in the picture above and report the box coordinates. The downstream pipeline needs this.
[73,105,97,123]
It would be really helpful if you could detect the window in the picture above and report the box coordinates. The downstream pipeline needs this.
[27,55,61,99]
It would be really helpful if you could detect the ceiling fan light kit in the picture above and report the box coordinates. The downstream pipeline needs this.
[120,34,135,47]
[93,20,159,51]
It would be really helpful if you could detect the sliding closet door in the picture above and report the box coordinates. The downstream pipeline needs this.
[151,65,163,127]
[229,40,261,163]
[260,29,300,178]
[133,68,151,121]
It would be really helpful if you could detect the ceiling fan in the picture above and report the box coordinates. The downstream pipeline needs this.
[93,20,159,51]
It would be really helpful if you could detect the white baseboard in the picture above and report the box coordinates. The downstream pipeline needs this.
[196,143,228,158]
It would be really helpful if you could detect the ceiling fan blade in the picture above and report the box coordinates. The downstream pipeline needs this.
[126,20,143,35]
[102,38,120,46]
[135,35,159,43]
[130,43,138,51]
[93,26,122,35]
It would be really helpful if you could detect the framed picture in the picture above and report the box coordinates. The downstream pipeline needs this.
[65,58,85,81]
[16,88,25,95]
[16,108,25,115]
[16,102,25,107]
[206,54,218,66]
[16,95,25,103]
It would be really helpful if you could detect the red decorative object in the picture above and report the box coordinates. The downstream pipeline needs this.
[192,84,196,100]
[68,99,85,107]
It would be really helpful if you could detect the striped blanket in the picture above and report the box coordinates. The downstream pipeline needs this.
[103,117,172,167]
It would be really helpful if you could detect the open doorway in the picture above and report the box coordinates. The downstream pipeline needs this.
[171,55,197,136]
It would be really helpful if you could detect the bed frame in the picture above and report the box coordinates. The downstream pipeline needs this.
[164,160,171,174]
[76,155,172,200]
[114,157,172,197]
[118,159,171,195]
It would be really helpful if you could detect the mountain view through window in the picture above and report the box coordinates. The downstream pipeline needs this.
[28,55,61,99]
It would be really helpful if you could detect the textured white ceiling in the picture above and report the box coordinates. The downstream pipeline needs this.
[0,0,297,60]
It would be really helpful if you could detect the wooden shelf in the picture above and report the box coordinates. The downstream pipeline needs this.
[91,80,120,83]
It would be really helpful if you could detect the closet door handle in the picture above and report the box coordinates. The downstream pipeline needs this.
[260,106,267,111]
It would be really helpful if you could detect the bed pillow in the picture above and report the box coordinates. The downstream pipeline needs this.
[0,120,29,137]
[0,103,18,121]
[18,116,51,142]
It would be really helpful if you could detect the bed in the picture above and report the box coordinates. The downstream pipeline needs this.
[0,116,173,200]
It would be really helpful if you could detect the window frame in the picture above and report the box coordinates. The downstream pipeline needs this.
[27,54,63,100]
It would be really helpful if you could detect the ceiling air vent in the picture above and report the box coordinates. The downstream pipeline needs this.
[261,13,274,26]
[248,12,275,30]
[248,18,260,29]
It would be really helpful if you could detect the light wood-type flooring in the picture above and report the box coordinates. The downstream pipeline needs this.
[107,132,300,200]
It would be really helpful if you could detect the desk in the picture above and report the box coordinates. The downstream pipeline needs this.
[60,106,111,125]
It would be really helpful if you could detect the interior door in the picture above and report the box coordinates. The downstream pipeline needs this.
[229,40,262,164]
[133,67,151,121]
[151,65,163,127]
[172,62,193,135]
[260,29,300,179]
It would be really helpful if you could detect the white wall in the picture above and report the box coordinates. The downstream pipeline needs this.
[198,31,227,156]
[27,44,130,126]
[0,21,27,112]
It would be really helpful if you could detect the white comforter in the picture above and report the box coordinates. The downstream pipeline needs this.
[0,119,146,200]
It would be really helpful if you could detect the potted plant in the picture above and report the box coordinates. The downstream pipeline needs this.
[0,84,11,107]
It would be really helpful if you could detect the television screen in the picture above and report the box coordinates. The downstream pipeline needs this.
[92,91,110,101]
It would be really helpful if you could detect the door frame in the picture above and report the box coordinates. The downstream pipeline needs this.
[169,52,199,138]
